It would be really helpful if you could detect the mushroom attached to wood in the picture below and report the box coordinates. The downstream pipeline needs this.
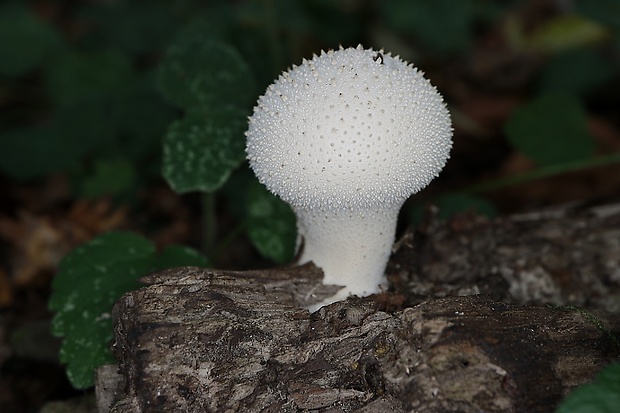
[246,45,452,310]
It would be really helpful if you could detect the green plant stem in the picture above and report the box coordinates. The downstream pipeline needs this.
[202,192,217,260]
[465,153,620,194]
[213,218,249,262]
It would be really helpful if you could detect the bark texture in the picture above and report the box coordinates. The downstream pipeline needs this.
[106,202,620,412]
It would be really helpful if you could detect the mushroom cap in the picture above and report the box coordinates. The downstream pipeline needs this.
[246,46,452,210]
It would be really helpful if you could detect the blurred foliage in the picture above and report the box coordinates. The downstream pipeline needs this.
[525,14,608,52]
[505,93,594,166]
[379,0,476,56]
[0,0,618,392]
[0,2,62,76]
[80,158,136,199]
[539,48,616,96]
[575,0,620,35]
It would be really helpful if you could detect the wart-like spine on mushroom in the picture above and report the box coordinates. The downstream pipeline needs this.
[246,45,452,311]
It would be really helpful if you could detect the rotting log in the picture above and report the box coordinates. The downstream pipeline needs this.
[103,202,620,413]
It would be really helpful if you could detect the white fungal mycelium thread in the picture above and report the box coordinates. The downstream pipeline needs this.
[246,45,453,310]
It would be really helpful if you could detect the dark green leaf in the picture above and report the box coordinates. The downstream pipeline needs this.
[539,48,615,96]
[162,109,248,193]
[109,89,177,164]
[154,245,210,270]
[83,1,178,56]
[247,181,297,264]
[0,4,62,76]
[0,127,58,181]
[0,92,135,181]
[504,93,595,166]
[49,232,153,388]
[0,84,177,182]
[50,232,154,318]
[52,98,116,155]
[80,158,137,198]
[299,0,361,47]
[575,0,620,32]
[157,35,254,111]
[220,166,256,220]
[46,50,135,107]
[49,231,208,388]
[380,0,474,56]
[556,363,620,413]
[0,125,87,181]
[59,87,176,171]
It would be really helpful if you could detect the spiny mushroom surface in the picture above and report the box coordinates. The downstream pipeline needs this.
[246,45,452,311]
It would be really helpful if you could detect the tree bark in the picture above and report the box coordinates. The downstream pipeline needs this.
[105,202,620,412]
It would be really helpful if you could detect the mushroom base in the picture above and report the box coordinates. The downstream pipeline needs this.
[294,204,401,311]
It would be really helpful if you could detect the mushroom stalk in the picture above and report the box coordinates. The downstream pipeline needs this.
[296,203,401,307]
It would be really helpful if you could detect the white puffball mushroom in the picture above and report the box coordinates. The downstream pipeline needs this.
[246,45,452,311]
